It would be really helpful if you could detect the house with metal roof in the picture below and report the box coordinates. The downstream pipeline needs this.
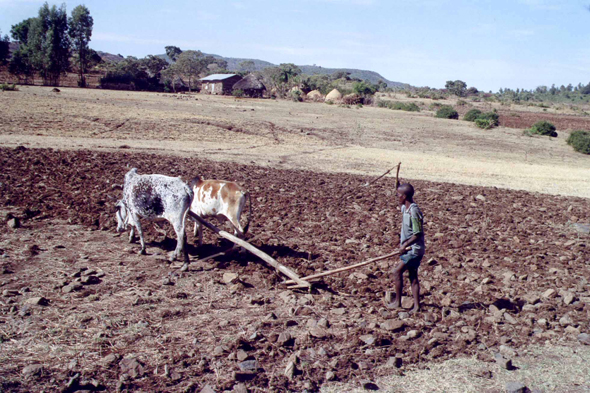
[200,74,242,95]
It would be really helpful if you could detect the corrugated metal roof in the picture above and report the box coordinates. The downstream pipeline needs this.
[200,74,238,81]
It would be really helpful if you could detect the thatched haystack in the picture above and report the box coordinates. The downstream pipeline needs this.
[232,74,266,98]
[306,90,324,102]
[325,89,342,103]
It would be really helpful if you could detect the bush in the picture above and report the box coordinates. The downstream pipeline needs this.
[435,106,459,119]
[477,111,499,127]
[530,120,557,137]
[343,93,363,105]
[567,130,590,154]
[232,89,244,97]
[377,100,420,112]
[475,118,495,129]
[463,109,482,122]
[0,83,18,91]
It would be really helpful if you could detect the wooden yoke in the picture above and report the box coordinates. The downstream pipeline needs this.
[187,211,310,288]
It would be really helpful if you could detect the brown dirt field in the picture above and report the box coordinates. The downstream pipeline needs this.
[0,147,589,392]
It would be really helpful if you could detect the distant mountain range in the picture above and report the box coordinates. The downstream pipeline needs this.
[96,50,407,88]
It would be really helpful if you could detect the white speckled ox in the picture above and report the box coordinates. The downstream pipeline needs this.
[115,168,193,262]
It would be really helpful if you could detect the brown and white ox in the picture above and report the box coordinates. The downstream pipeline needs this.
[188,176,251,247]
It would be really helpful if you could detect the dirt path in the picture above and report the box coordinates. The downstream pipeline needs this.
[1,86,589,198]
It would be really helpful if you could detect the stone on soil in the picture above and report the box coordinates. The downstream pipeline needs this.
[506,381,527,393]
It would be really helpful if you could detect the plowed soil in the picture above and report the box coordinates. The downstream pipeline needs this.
[1,147,589,392]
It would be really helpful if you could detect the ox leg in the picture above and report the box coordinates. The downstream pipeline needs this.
[128,227,135,243]
[133,219,147,255]
[171,220,187,262]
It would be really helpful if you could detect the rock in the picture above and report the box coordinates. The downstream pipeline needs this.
[284,361,296,380]
[309,327,328,339]
[2,289,20,297]
[162,277,174,286]
[506,381,527,393]
[22,364,44,378]
[62,282,83,293]
[238,360,257,372]
[359,334,376,345]
[101,353,120,366]
[213,346,225,356]
[277,332,292,346]
[564,326,580,335]
[81,275,101,285]
[236,349,248,362]
[380,319,405,332]
[233,383,248,393]
[494,353,514,370]
[504,313,518,325]
[481,277,492,285]
[7,217,20,229]
[25,297,48,306]
[387,356,403,368]
[361,380,379,390]
[398,312,410,320]
[563,292,575,305]
[537,318,548,328]
[523,293,540,305]
[475,194,486,202]
[325,371,335,381]
[542,289,556,299]
[317,318,330,328]
[407,330,419,339]
[559,314,573,327]
[201,384,216,393]
[223,272,239,284]
[332,307,346,315]
[572,223,590,234]
[119,357,145,378]
[578,333,590,345]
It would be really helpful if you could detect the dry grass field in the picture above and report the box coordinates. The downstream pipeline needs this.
[1,86,589,197]
[0,86,589,392]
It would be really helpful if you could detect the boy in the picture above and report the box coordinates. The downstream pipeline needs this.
[386,183,425,312]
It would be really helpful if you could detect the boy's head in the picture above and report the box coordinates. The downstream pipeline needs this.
[396,183,414,205]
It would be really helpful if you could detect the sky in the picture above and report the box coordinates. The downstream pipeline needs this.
[1,0,589,91]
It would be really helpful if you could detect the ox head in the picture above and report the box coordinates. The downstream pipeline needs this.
[114,200,129,232]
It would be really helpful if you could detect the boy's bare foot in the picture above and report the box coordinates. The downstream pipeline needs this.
[408,306,421,314]
[384,301,402,310]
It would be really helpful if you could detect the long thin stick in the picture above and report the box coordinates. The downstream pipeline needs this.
[188,212,310,288]
[283,250,402,286]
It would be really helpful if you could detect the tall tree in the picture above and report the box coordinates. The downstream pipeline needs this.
[445,80,467,97]
[238,60,255,73]
[69,5,93,87]
[11,18,35,44]
[165,45,182,62]
[173,50,218,91]
[28,3,71,86]
[0,30,9,64]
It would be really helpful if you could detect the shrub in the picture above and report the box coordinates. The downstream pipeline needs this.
[530,120,557,137]
[429,102,442,110]
[567,130,590,154]
[343,93,363,105]
[463,109,482,122]
[435,106,459,119]
[377,100,420,112]
[232,89,244,97]
[0,83,18,91]
[475,118,495,129]
[477,111,499,127]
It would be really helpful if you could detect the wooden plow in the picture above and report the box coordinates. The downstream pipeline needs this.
[185,162,404,290]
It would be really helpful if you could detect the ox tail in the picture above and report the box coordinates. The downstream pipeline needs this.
[242,191,252,237]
